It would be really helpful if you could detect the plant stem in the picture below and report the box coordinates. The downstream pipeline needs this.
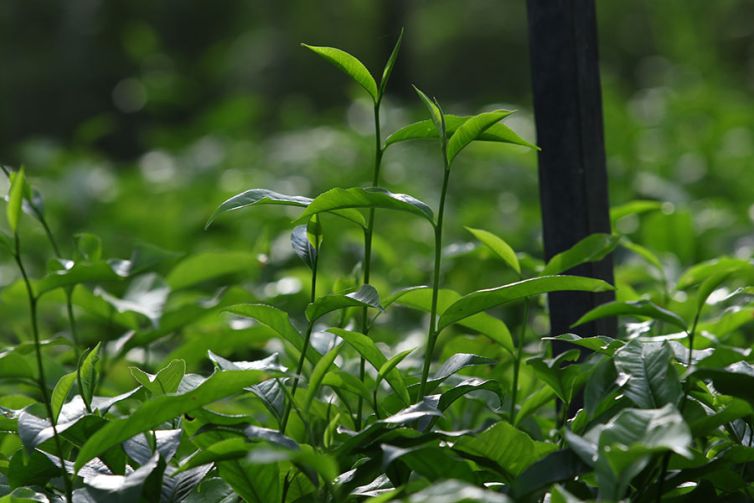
[14,237,73,503]
[510,298,530,422]
[419,150,451,399]
[280,245,319,433]
[356,100,384,429]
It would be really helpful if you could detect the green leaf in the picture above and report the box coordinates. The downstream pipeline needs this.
[382,443,477,483]
[692,364,754,406]
[438,377,499,412]
[695,270,733,313]
[377,348,414,387]
[178,437,251,473]
[455,422,556,477]
[572,299,687,331]
[35,260,130,296]
[613,340,682,409]
[514,386,556,426]
[75,369,267,471]
[298,187,434,226]
[326,328,410,405]
[223,304,319,365]
[511,450,587,500]
[301,44,378,101]
[206,189,311,228]
[79,342,101,408]
[166,251,256,290]
[412,85,445,140]
[75,232,103,261]
[466,226,520,275]
[385,114,536,150]
[6,167,25,234]
[391,286,513,353]
[304,344,341,411]
[446,110,512,162]
[305,284,381,322]
[542,233,620,276]
[439,275,613,331]
[291,225,317,270]
[619,237,664,272]
[129,359,186,395]
[610,199,663,223]
[547,333,624,356]
[676,256,752,289]
[51,371,77,423]
[527,350,588,403]
[379,28,403,95]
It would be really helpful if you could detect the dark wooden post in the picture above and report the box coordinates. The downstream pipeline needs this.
[526,0,617,357]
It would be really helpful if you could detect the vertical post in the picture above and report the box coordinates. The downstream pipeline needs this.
[526,0,617,356]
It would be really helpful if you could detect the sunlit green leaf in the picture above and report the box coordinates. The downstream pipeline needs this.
[466,226,520,275]
[447,110,512,162]
[301,44,379,101]
[542,233,620,276]
[572,299,687,331]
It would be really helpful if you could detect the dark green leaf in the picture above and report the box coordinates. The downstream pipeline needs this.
[79,343,101,408]
[511,450,587,499]
[613,341,681,409]
[439,275,613,330]
[547,333,624,356]
[291,225,317,270]
[542,233,620,276]
[572,299,687,331]
[35,260,130,296]
[301,44,378,101]
[75,369,267,471]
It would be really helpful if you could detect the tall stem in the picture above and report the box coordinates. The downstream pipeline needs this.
[510,298,530,422]
[419,150,451,399]
[356,101,383,429]
[280,246,319,433]
[14,238,73,502]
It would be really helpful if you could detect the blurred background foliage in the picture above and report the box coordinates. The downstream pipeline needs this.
[0,0,753,365]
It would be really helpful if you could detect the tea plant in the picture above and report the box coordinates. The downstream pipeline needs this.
[1,34,754,503]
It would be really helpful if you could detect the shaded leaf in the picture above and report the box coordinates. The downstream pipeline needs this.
[573,299,687,331]
[613,340,681,409]
[166,251,256,290]
[305,284,381,322]
[541,233,620,276]
[291,225,317,270]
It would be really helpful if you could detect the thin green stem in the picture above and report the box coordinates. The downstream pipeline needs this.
[356,100,384,429]
[280,246,319,433]
[419,150,451,399]
[510,298,530,422]
[14,238,73,503]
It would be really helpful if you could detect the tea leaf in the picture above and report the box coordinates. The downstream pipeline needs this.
[75,369,267,471]
[379,28,404,96]
[298,187,434,226]
[412,85,445,140]
[466,226,520,275]
[446,110,512,162]
[305,284,381,322]
[542,233,620,276]
[385,114,535,149]
[326,328,410,405]
[6,167,25,234]
[291,225,317,270]
[301,44,379,101]
[439,275,613,330]
[613,341,681,409]
[610,200,663,223]
[166,251,256,290]
[51,372,77,423]
[304,344,341,411]
[572,299,687,331]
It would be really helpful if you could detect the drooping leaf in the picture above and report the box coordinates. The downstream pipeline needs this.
[412,85,445,140]
[527,350,589,403]
[326,328,410,405]
[676,256,752,289]
[75,369,268,471]
[404,479,510,503]
[35,260,130,296]
[6,166,25,234]
[572,299,687,331]
[446,110,513,162]
[208,351,286,374]
[541,233,620,276]
[466,226,520,275]
[511,450,587,500]
[305,284,382,322]
[692,363,754,406]
[82,453,160,503]
[438,378,500,412]
[379,28,403,96]
[439,275,613,330]
[514,387,556,426]
[547,333,624,356]
[291,225,317,270]
[301,44,379,101]
[695,270,733,313]
[382,443,477,483]
[129,359,186,396]
[166,251,256,290]
[377,348,414,389]
[298,187,434,226]
[613,340,682,409]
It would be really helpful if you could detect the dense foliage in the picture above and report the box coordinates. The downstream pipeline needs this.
[2,30,754,503]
